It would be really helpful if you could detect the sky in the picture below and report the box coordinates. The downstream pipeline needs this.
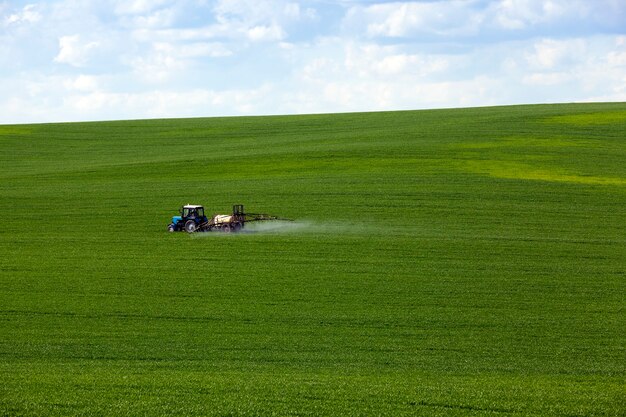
[1,0,625,124]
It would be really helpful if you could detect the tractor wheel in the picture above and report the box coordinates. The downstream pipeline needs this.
[222,224,232,233]
[233,223,242,232]
[167,224,175,232]
[185,220,197,233]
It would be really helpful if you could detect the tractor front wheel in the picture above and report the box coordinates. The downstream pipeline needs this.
[185,220,197,233]
[167,224,175,232]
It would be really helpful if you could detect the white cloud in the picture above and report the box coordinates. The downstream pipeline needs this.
[491,0,626,30]
[64,74,100,92]
[210,0,315,42]
[54,35,101,67]
[346,1,481,38]
[287,74,502,114]
[345,0,625,39]
[607,50,626,66]
[130,45,186,83]
[607,36,626,66]
[518,35,626,98]
[284,33,626,114]
[523,72,573,86]
[126,8,176,28]
[129,2,299,44]
[113,0,171,16]
[247,24,286,42]
[214,0,306,24]
[491,0,574,29]
[179,42,232,58]
[525,38,587,70]
[59,84,276,120]
[344,43,449,77]
[130,41,232,83]
[4,4,41,25]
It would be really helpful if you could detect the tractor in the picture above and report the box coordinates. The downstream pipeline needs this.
[167,204,209,233]
[167,204,287,233]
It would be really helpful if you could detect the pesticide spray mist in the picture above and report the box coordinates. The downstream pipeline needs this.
[189,220,377,237]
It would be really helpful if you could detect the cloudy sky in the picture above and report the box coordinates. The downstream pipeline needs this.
[1,0,625,123]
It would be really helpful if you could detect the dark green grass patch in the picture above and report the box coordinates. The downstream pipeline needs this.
[1,103,625,415]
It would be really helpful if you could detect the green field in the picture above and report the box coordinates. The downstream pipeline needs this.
[1,103,624,416]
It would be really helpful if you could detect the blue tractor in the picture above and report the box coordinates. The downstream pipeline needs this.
[167,204,208,233]
[168,204,290,233]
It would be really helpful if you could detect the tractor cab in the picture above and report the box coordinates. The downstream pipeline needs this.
[181,205,204,219]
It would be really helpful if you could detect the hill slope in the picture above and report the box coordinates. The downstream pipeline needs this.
[1,103,625,416]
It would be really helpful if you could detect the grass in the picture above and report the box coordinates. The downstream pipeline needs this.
[0,103,625,416]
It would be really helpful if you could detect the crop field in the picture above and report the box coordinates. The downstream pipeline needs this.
[0,103,624,416]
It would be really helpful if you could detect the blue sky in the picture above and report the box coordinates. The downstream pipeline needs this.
[1,0,625,123]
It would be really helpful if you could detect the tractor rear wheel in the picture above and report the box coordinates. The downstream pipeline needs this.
[185,220,197,233]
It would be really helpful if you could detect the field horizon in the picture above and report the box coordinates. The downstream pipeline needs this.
[1,102,624,416]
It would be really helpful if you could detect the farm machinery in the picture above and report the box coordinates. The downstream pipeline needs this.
[167,204,287,233]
